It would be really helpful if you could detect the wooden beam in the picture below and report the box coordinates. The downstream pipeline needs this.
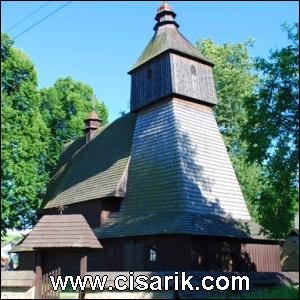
[34,250,42,299]
[79,249,87,299]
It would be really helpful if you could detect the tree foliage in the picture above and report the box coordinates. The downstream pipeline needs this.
[1,34,109,236]
[242,23,299,238]
[40,77,108,172]
[1,33,49,234]
[197,38,257,149]
[197,23,299,238]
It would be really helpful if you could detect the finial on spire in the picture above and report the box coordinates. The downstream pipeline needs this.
[154,0,178,31]
[157,1,172,13]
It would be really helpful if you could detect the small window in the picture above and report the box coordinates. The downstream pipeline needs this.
[149,247,157,262]
[191,65,196,75]
[147,69,152,80]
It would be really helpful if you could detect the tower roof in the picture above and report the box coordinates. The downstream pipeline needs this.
[86,110,101,121]
[96,99,256,240]
[129,2,213,73]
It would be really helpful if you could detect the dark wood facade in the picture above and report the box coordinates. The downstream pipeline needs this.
[34,198,281,274]
[41,197,121,229]
[87,235,281,272]
[18,235,281,274]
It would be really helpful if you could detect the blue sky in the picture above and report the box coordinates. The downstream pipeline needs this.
[1,1,299,122]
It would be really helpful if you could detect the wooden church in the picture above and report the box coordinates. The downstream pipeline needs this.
[13,2,281,277]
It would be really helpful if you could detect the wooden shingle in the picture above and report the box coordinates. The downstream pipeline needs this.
[11,215,102,252]
[129,20,213,72]
[41,113,136,209]
[96,99,261,240]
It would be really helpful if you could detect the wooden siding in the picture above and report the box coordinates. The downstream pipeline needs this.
[126,99,184,214]
[41,197,121,229]
[190,236,281,272]
[87,235,280,272]
[88,235,191,272]
[130,55,172,111]
[16,236,281,273]
[130,52,217,112]
[170,53,217,105]
[172,99,250,219]
[120,99,250,227]
[243,243,282,272]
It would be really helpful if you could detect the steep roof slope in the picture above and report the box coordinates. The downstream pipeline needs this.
[96,99,256,240]
[130,26,213,72]
[41,113,137,209]
[129,2,212,72]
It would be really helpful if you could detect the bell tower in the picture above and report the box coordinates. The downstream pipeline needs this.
[129,1,217,112]
[121,1,251,223]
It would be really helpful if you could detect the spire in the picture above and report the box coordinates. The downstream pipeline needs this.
[83,95,101,144]
[154,1,179,31]
[129,2,212,73]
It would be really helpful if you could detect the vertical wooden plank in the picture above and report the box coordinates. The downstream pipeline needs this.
[35,250,42,299]
[79,250,87,300]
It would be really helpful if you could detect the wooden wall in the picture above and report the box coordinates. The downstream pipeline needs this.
[41,197,121,229]
[130,54,172,112]
[130,52,218,112]
[88,235,191,272]
[170,53,217,105]
[243,243,282,272]
[87,235,281,272]
[16,235,281,274]
[190,236,281,272]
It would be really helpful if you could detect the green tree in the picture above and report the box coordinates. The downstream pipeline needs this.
[1,34,50,235]
[197,38,265,221]
[197,23,299,238]
[243,23,299,238]
[40,77,108,173]
[1,34,109,236]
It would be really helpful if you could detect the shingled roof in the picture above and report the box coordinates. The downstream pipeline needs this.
[95,211,266,240]
[11,215,102,252]
[41,113,136,209]
[129,2,212,72]
[96,99,263,240]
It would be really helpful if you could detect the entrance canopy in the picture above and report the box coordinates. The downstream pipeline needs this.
[11,214,102,252]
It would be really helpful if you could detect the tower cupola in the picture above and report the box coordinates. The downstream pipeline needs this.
[84,110,101,144]
[129,2,217,112]
[154,1,179,31]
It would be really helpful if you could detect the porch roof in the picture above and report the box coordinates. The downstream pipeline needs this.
[10,215,102,252]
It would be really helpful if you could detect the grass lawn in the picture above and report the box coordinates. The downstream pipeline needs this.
[243,287,299,299]
[58,287,299,299]
[214,286,299,299]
